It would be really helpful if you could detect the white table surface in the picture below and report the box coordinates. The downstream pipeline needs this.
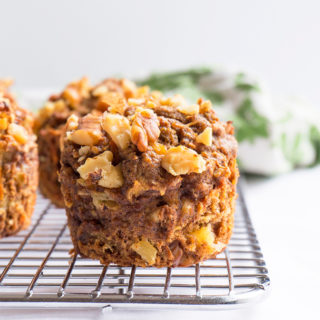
[0,166,319,320]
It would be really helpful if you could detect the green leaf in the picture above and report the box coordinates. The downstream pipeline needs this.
[310,125,320,165]
[233,97,269,143]
[235,73,260,91]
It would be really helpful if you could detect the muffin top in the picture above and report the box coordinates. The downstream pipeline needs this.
[61,82,238,208]
[35,77,141,133]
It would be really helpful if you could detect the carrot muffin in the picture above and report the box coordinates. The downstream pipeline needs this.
[0,80,38,238]
[35,77,138,207]
[60,86,239,267]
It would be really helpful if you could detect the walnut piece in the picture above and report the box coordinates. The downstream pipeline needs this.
[97,92,127,114]
[0,117,8,130]
[120,79,137,98]
[177,104,199,115]
[131,108,160,152]
[131,239,157,265]
[196,127,212,146]
[66,114,79,131]
[199,99,212,113]
[8,123,28,144]
[161,146,206,176]
[62,77,90,108]
[91,191,119,210]
[77,150,124,188]
[69,114,102,146]
[189,224,215,254]
[101,112,131,150]
[160,94,187,107]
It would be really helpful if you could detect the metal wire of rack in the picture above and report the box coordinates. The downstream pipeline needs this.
[0,184,270,309]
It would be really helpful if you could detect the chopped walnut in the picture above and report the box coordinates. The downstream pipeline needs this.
[160,94,187,107]
[62,77,90,108]
[8,123,28,144]
[136,86,150,98]
[69,114,102,146]
[128,98,146,107]
[91,191,119,210]
[101,112,131,150]
[131,108,160,152]
[77,150,124,188]
[196,127,212,146]
[161,146,206,176]
[177,104,199,115]
[152,142,167,155]
[97,92,127,114]
[131,239,157,265]
[189,224,215,254]
[199,99,212,113]
[66,114,79,131]
[0,117,8,130]
[120,79,137,98]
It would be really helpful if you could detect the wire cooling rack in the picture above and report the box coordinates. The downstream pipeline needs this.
[0,183,269,309]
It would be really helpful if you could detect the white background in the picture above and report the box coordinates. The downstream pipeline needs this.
[0,1,319,319]
[1,0,320,108]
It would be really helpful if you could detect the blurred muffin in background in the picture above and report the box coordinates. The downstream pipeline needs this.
[35,77,139,207]
[0,80,38,238]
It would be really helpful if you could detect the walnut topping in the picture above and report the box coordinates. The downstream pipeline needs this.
[62,77,90,108]
[152,142,167,155]
[69,114,102,146]
[161,146,206,176]
[131,108,160,152]
[196,127,212,146]
[77,150,124,188]
[177,104,199,115]
[120,79,137,98]
[128,98,145,106]
[8,123,28,144]
[131,239,157,265]
[101,113,131,150]
[97,92,127,114]
[0,117,8,130]
[160,94,187,107]
[66,114,79,131]
[199,99,212,113]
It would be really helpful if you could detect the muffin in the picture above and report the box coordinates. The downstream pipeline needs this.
[35,77,139,207]
[60,84,238,267]
[0,80,38,238]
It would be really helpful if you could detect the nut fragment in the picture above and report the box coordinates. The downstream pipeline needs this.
[131,108,160,152]
[62,77,90,108]
[120,79,137,98]
[199,99,212,113]
[0,117,8,130]
[177,104,199,115]
[131,239,157,265]
[189,224,215,254]
[66,114,79,131]
[101,112,131,150]
[91,191,119,210]
[97,92,127,114]
[8,123,28,144]
[160,94,187,107]
[77,150,124,188]
[69,114,102,146]
[196,127,212,146]
[161,146,206,176]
